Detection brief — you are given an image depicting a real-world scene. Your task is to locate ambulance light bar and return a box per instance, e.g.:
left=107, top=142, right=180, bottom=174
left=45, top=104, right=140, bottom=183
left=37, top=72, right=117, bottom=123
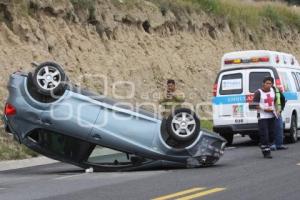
left=224, top=57, right=270, bottom=65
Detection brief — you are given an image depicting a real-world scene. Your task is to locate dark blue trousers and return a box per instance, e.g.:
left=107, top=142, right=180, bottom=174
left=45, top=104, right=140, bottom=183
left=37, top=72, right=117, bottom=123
left=274, top=116, right=284, bottom=147
left=258, top=118, right=275, bottom=151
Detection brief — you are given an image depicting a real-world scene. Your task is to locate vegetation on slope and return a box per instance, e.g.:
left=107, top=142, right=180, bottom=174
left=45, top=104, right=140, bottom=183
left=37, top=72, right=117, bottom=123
left=148, top=0, right=300, bottom=32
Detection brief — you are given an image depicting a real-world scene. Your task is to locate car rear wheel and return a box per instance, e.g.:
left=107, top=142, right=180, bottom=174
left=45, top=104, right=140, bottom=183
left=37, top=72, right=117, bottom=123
left=219, top=132, right=233, bottom=146
left=166, top=108, right=200, bottom=142
left=33, top=62, right=67, bottom=96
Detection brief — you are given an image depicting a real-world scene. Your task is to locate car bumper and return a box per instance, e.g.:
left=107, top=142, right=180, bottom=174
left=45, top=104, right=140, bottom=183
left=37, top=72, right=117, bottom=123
left=213, top=123, right=258, bottom=134
left=2, top=115, right=21, bottom=143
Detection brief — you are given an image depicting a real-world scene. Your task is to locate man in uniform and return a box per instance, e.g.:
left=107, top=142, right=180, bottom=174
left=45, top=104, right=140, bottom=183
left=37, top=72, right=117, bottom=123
left=251, top=77, right=276, bottom=158
left=159, top=79, right=185, bottom=118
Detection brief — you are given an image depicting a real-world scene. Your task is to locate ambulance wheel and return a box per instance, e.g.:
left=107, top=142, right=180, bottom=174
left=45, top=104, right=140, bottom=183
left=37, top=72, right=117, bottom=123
left=249, top=134, right=260, bottom=144
left=166, top=108, right=200, bottom=142
left=286, top=114, right=298, bottom=144
left=219, top=132, right=233, bottom=146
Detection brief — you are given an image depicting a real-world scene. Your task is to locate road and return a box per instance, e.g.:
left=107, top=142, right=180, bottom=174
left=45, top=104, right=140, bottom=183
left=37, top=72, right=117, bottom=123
left=1, top=136, right=300, bottom=200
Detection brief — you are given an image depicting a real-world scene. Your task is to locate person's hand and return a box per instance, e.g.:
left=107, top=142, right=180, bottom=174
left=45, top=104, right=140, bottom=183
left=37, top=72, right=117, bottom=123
left=276, top=111, right=281, bottom=116
left=166, top=92, right=173, bottom=99
left=264, top=108, right=273, bottom=113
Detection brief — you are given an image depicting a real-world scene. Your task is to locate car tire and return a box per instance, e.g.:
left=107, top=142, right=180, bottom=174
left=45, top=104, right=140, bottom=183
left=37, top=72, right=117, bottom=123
left=286, top=114, right=298, bottom=143
left=165, top=108, right=200, bottom=142
left=219, top=132, right=233, bottom=146
left=249, top=134, right=260, bottom=144
left=33, top=62, right=67, bottom=96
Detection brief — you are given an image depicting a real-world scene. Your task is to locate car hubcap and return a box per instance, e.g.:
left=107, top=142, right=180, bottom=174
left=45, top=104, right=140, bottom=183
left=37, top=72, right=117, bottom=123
left=171, top=112, right=196, bottom=138
left=37, top=66, right=61, bottom=91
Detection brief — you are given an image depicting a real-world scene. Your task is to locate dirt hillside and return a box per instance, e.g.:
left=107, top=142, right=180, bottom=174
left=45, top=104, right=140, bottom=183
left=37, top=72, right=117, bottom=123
left=0, top=0, right=299, bottom=116
left=0, top=0, right=300, bottom=160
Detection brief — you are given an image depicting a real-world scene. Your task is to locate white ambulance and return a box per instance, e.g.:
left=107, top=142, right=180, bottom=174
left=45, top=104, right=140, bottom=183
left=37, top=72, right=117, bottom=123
left=212, top=50, right=300, bottom=145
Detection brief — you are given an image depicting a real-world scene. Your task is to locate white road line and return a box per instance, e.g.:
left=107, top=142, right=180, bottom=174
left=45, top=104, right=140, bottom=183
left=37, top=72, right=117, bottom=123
left=0, top=188, right=6, bottom=190
left=0, top=157, right=58, bottom=172
left=296, top=163, right=300, bottom=166
left=225, top=147, right=236, bottom=150
left=54, top=174, right=85, bottom=180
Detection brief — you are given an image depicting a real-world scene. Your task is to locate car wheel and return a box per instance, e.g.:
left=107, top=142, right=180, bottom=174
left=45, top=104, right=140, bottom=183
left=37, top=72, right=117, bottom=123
left=166, top=108, right=200, bottom=142
left=219, top=132, right=233, bottom=146
left=287, top=114, right=298, bottom=143
left=33, top=62, right=67, bottom=96
left=249, top=134, right=260, bottom=144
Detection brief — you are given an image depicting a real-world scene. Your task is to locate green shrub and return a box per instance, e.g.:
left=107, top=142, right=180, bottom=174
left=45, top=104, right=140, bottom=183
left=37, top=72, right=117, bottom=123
left=261, top=5, right=284, bottom=30
left=200, top=120, right=213, bottom=131
left=71, top=0, right=95, bottom=9
left=149, top=0, right=300, bottom=32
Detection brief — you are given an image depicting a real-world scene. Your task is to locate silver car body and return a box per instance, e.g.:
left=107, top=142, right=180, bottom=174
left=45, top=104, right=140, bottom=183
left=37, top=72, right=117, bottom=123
left=3, top=72, right=226, bottom=171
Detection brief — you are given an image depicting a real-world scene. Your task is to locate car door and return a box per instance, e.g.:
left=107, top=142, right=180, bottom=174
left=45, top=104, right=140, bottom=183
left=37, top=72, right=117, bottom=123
left=40, top=92, right=101, bottom=140
left=213, top=70, right=246, bottom=126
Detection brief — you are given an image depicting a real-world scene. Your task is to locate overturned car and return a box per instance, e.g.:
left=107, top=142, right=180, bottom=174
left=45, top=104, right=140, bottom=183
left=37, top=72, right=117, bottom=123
left=3, top=62, right=226, bottom=171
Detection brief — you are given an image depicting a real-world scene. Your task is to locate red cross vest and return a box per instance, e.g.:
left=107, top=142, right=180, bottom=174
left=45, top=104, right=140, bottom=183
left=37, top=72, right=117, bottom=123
left=258, top=88, right=275, bottom=119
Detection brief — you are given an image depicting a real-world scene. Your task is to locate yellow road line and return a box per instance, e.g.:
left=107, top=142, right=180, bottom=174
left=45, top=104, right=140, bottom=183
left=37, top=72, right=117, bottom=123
left=54, top=174, right=85, bottom=180
left=175, top=188, right=226, bottom=200
left=152, top=187, right=206, bottom=200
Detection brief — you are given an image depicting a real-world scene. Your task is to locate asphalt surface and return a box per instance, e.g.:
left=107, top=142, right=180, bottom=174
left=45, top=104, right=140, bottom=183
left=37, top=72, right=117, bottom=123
left=1, top=136, right=300, bottom=200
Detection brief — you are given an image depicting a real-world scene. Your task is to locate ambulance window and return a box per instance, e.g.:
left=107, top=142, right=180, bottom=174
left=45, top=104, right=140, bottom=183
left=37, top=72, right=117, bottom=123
left=249, top=72, right=271, bottom=93
left=296, top=73, right=300, bottom=89
left=292, top=72, right=300, bottom=91
left=278, top=71, right=292, bottom=92
left=219, top=73, right=243, bottom=95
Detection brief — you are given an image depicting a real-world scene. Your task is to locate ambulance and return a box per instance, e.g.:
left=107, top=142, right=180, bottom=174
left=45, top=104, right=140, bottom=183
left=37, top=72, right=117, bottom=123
left=212, top=50, right=300, bottom=145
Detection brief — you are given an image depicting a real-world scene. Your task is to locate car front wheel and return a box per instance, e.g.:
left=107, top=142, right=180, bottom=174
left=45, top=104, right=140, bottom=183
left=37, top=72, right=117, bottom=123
left=165, top=108, right=200, bottom=142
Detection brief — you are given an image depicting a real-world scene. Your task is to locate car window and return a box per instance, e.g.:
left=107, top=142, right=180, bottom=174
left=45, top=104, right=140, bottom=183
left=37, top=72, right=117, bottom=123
left=219, top=73, right=243, bottom=95
left=88, top=146, right=131, bottom=164
left=28, top=130, right=94, bottom=162
left=249, top=72, right=271, bottom=93
left=278, top=71, right=292, bottom=92
left=292, top=72, right=300, bottom=91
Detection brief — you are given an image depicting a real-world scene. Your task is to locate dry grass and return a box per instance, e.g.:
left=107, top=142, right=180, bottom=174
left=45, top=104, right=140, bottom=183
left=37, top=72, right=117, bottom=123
left=0, top=127, right=38, bottom=161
